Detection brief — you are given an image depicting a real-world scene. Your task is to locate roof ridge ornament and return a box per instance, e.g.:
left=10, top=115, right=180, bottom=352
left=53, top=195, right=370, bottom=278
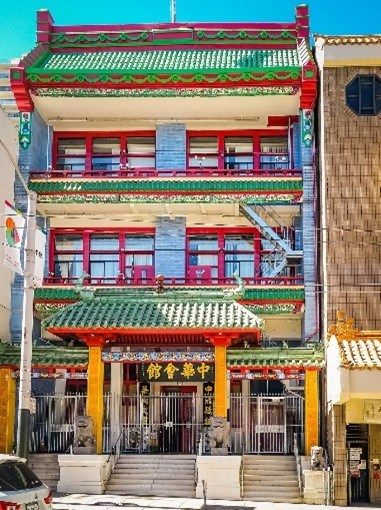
left=74, top=271, right=96, bottom=301
left=327, top=309, right=359, bottom=341
left=223, top=272, right=246, bottom=300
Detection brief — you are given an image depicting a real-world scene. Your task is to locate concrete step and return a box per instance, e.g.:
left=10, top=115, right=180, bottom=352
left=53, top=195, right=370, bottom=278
left=243, top=478, right=299, bottom=487
left=243, top=495, right=302, bottom=503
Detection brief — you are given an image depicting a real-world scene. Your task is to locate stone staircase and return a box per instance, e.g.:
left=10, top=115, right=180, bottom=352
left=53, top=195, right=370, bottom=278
left=28, top=454, right=60, bottom=492
left=242, top=455, right=302, bottom=503
left=106, top=454, right=196, bottom=497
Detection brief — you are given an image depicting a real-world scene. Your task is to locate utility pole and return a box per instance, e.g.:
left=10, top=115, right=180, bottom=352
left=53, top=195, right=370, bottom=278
left=170, top=0, right=176, bottom=23
left=16, top=190, right=37, bottom=460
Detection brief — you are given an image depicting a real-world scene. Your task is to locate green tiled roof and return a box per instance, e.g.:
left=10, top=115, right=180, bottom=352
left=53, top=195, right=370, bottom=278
left=34, top=287, right=78, bottom=300
left=31, top=48, right=300, bottom=74
left=29, top=177, right=302, bottom=195
left=0, top=344, right=88, bottom=367
left=227, top=347, right=324, bottom=368
left=45, top=297, right=263, bottom=332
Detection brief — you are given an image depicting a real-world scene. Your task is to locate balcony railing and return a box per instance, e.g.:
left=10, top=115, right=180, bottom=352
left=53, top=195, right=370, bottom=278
left=43, top=275, right=304, bottom=286
left=29, top=167, right=302, bottom=179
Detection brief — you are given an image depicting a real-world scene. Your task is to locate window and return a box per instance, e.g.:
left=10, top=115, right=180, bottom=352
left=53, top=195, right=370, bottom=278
left=224, top=234, right=255, bottom=278
left=260, top=137, right=289, bottom=171
left=188, top=235, right=219, bottom=281
left=57, top=138, right=86, bottom=173
left=346, top=74, right=381, bottom=116
left=0, top=461, right=43, bottom=491
left=54, top=234, right=83, bottom=282
left=124, top=235, right=155, bottom=283
left=188, top=137, right=218, bottom=168
left=224, top=137, right=253, bottom=170
left=89, top=235, right=119, bottom=283
left=126, top=136, right=155, bottom=168
left=54, top=133, right=156, bottom=174
left=91, top=137, right=120, bottom=173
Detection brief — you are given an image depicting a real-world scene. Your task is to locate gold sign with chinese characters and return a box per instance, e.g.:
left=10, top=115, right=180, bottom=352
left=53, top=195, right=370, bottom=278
left=364, top=400, right=381, bottom=423
left=140, top=362, right=214, bottom=382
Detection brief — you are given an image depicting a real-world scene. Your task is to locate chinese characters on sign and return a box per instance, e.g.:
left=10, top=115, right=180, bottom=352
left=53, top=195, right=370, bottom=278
left=140, top=362, right=214, bottom=382
left=364, top=400, right=381, bottom=423
left=203, top=382, right=214, bottom=426
left=140, top=382, right=150, bottom=425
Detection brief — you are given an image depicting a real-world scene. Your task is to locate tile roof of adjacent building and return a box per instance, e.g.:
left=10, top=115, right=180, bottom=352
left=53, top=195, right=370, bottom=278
left=0, top=344, right=88, bottom=367
left=339, top=338, right=381, bottom=369
left=315, top=34, right=381, bottom=45
left=44, top=296, right=263, bottom=332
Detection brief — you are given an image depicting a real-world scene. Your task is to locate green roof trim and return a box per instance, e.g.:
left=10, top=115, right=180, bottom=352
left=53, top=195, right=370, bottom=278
left=50, top=29, right=297, bottom=49
left=0, top=344, right=88, bottom=368
left=227, top=346, right=324, bottom=368
left=32, top=48, right=301, bottom=73
left=25, top=48, right=302, bottom=85
left=29, top=177, right=303, bottom=195
left=35, top=193, right=302, bottom=206
left=32, top=85, right=298, bottom=98
left=35, top=286, right=305, bottom=305
left=44, top=297, right=263, bottom=332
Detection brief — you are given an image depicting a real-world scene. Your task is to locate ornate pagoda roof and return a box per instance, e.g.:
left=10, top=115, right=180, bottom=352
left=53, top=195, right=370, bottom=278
left=0, top=344, right=88, bottom=368
left=44, top=293, right=263, bottom=336
left=10, top=5, right=317, bottom=111
left=227, top=346, right=324, bottom=368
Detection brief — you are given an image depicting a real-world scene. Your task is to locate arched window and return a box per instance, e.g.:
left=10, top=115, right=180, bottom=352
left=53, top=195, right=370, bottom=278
left=346, top=74, right=381, bottom=116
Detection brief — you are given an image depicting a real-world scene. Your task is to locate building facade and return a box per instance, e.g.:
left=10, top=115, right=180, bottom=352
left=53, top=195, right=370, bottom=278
left=2, top=6, right=323, bottom=489
left=0, top=61, right=20, bottom=124
left=316, top=36, right=381, bottom=506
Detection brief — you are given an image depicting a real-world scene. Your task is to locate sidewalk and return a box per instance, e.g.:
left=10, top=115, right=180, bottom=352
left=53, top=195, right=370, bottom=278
left=53, top=494, right=377, bottom=510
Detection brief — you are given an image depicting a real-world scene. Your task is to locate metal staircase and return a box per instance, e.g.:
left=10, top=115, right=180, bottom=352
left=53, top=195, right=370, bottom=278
left=240, top=204, right=302, bottom=277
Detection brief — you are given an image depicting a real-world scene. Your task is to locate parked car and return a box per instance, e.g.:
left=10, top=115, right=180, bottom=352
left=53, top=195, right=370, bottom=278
left=0, top=455, right=52, bottom=510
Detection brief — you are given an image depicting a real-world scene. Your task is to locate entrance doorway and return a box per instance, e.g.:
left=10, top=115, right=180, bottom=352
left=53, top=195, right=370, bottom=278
left=347, top=424, right=369, bottom=504
left=160, top=386, right=197, bottom=454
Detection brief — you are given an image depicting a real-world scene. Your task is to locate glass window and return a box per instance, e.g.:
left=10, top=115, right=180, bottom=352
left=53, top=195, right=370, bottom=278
left=54, top=234, right=83, bottom=281
left=0, top=461, right=43, bottom=491
left=91, top=137, right=120, bottom=173
left=188, top=235, right=219, bottom=280
left=90, top=235, right=119, bottom=283
left=224, top=234, right=254, bottom=278
left=260, top=136, right=289, bottom=171
left=125, top=235, right=155, bottom=283
left=57, top=138, right=86, bottom=173
left=126, top=136, right=155, bottom=168
left=224, top=137, right=253, bottom=170
left=188, top=137, right=218, bottom=168
left=346, top=74, right=381, bottom=116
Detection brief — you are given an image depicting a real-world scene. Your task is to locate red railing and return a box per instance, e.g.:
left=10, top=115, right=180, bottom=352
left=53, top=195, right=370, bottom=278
left=43, top=276, right=304, bottom=286
left=29, top=168, right=302, bottom=179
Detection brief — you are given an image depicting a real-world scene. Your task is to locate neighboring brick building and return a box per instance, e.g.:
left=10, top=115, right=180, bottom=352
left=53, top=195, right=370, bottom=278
left=316, top=36, right=381, bottom=506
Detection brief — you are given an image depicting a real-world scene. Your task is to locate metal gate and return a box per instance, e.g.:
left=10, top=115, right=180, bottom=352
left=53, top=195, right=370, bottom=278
left=29, top=394, right=87, bottom=453
left=230, top=394, right=304, bottom=454
left=103, top=392, right=211, bottom=454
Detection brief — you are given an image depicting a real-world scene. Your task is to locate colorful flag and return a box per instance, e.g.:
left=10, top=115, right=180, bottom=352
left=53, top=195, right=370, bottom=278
left=4, top=200, right=25, bottom=275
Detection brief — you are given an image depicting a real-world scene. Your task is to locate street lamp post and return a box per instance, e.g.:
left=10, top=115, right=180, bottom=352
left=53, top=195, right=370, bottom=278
left=16, top=190, right=37, bottom=460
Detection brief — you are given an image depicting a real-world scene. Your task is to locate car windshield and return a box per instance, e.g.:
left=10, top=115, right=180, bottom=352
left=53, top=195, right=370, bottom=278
left=0, top=462, right=43, bottom=491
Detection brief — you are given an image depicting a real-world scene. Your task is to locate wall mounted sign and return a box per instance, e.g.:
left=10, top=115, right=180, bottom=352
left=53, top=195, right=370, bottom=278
left=364, top=400, right=381, bottom=423
left=228, top=371, right=301, bottom=380
left=139, top=362, right=214, bottom=382
left=203, top=382, right=214, bottom=426
left=102, top=350, right=214, bottom=363
left=140, top=382, right=150, bottom=426
left=19, top=112, right=32, bottom=149
left=12, top=370, right=87, bottom=380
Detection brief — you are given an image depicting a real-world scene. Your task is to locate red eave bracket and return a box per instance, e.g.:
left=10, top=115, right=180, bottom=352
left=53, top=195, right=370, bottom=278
left=300, top=64, right=317, bottom=110
left=10, top=67, right=34, bottom=113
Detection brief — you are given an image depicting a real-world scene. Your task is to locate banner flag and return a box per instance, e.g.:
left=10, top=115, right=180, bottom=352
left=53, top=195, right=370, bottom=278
left=4, top=200, right=25, bottom=275
left=34, top=226, right=47, bottom=287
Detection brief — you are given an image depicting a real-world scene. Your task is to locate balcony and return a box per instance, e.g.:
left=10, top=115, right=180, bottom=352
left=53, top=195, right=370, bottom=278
left=42, top=275, right=303, bottom=286
left=30, top=167, right=302, bottom=179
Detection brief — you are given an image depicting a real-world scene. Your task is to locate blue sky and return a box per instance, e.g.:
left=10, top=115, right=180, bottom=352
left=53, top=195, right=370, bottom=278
left=1, top=0, right=380, bottom=60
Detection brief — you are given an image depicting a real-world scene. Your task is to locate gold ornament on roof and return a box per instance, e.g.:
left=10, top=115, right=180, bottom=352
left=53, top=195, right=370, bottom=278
left=327, top=309, right=359, bottom=341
